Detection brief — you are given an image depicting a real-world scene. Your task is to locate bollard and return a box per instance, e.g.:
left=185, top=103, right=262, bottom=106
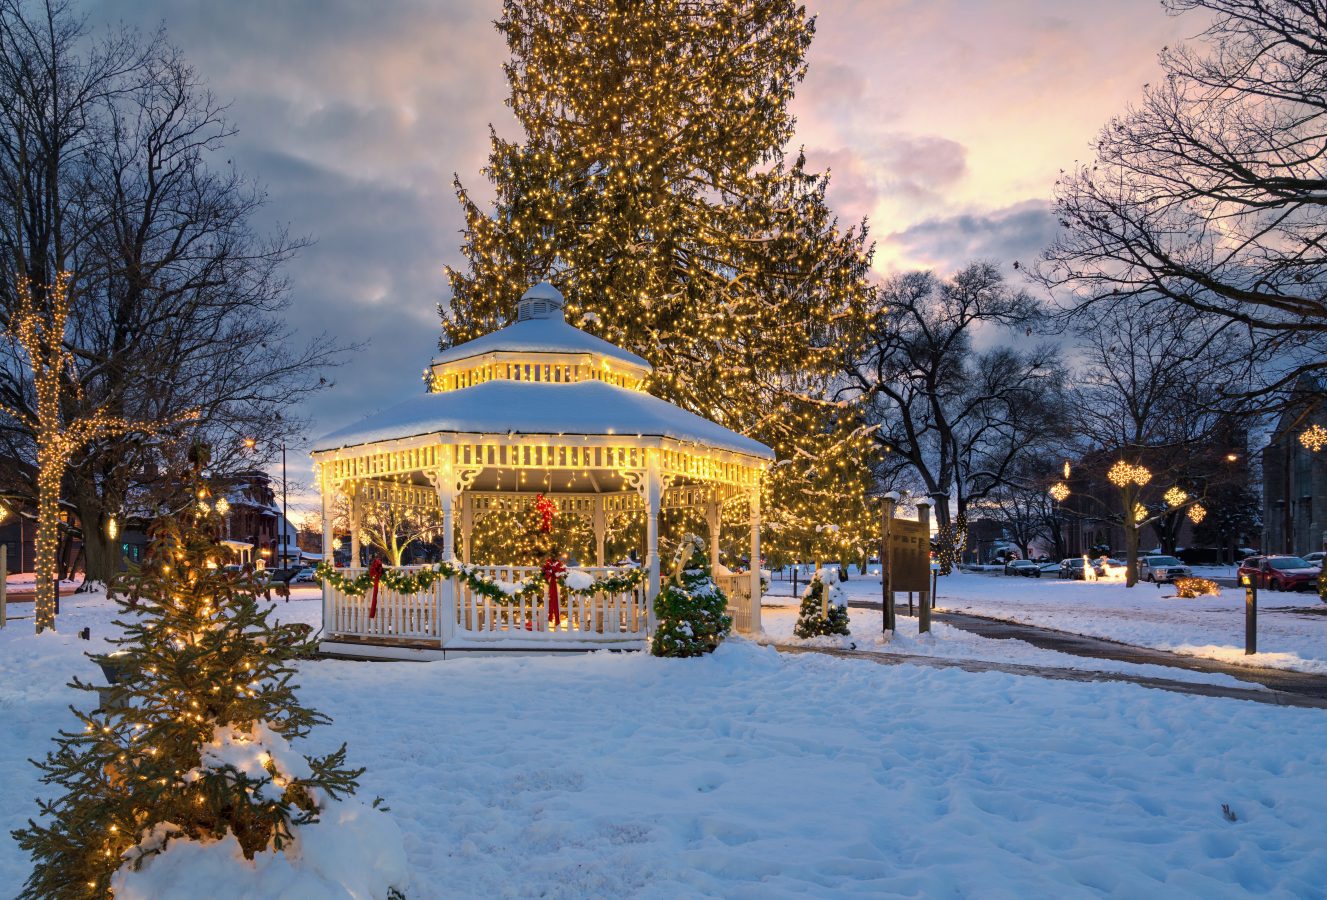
left=1243, top=574, right=1257, bottom=655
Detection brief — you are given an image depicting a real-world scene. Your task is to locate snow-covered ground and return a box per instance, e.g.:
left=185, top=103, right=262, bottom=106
left=4, top=586, right=1327, bottom=897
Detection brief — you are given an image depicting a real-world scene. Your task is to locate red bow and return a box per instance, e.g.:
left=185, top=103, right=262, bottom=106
left=541, top=557, right=567, bottom=627
left=368, top=558, right=384, bottom=619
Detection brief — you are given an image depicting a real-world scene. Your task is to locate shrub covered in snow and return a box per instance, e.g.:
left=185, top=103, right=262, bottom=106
left=651, top=535, right=733, bottom=658
left=794, top=569, right=851, bottom=638
left=10, top=479, right=407, bottom=899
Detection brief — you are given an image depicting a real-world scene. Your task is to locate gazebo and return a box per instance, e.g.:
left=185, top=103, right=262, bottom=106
left=312, top=283, right=773, bottom=659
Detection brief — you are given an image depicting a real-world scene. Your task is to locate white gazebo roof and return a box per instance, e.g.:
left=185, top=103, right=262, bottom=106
left=313, top=379, right=773, bottom=460
left=431, top=282, right=651, bottom=373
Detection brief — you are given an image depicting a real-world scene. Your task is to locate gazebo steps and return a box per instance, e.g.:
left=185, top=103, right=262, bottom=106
left=319, top=638, right=646, bottom=662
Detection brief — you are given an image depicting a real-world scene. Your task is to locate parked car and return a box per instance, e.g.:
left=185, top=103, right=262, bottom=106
left=1237, top=556, right=1320, bottom=592
left=292, top=566, right=318, bottom=584
left=1302, top=551, right=1326, bottom=570
left=1138, top=555, right=1193, bottom=583
left=1038, top=561, right=1062, bottom=576
left=1004, top=559, right=1041, bottom=578
left=1092, top=558, right=1126, bottom=578
left=1059, top=558, right=1089, bottom=580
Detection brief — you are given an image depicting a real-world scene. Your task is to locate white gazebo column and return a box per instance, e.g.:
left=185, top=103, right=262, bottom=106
left=460, top=491, right=473, bottom=564
left=320, top=470, right=334, bottom=631
left=646, top=453, right=662, bottom=617
left=593, top=495, right=607, bottom=567
left=748, top=484, right=762, bottom=635
left=349, top=488, right=361, bottom=570
left=435, top=471, right=457, bottom=562
left=706, top=492, right=722, bottom=569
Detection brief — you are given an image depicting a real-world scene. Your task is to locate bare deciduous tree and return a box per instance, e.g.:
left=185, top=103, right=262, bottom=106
left=0, top=1, right=344, bottom=586
left=1042, top=0, right=1327, bottom=395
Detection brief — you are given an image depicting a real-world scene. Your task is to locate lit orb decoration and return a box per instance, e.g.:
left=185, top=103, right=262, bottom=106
left=1187, top=504, right=1207, bottom=525
left=1301, top=424, right=1327, bottom=453
left=1108, top=461, right=1152, bottom=487
left=1049, top=482, right=1070, bottom=502
left=106, top=517, right=118, bottom=541
left=1164, top=486, right=1188, bottom=508
left=1063, top=460, right=1071, bottom=480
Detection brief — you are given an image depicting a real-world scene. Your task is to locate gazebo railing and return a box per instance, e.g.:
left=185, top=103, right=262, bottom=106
left=454, top=565, right=649, bottom=642
left=324, top=564, right=649, bottom=647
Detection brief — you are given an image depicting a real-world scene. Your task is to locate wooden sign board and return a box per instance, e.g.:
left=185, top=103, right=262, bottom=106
left=888, top=519, right=930, bottom=592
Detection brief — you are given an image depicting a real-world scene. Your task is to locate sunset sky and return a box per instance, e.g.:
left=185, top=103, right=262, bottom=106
left=84, top=0, right=1202, bottom=511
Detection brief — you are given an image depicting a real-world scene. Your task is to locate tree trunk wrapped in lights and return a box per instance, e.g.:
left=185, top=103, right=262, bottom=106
left=444, top=0, right=876, bottom=563
left=3, top=276, right=137, bottom=632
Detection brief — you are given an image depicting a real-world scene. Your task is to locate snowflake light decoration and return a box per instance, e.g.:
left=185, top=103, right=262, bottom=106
left=1163, top=486, right=1188, bottom=508
left=1049, top=482, right=1070, bottom=502
left=1301, top=424, right=1327, bottom=453
left=1108, top=461, right=1152, bottom=488
left=1187, top=504, right=1207, bottom=525
left=1132, top=502, right=1149, bottom=523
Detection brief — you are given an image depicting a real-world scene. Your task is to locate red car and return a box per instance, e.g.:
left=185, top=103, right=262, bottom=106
left=1238, top=556, right=1320, bottom=592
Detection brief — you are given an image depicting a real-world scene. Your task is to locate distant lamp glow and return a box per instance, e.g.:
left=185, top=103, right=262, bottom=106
left=1300, top=424, right=1327, bottom=453
left=243, top=437, right=257, bottom=451
left=1063, top=460, right=1071, bottom=480
left=1188, top=504, right=1207, bottom=525
left=106, top=517, right=118, bottom=541
left=1225, top=453, right=1238, bottom=463
left=1164, top=486, right=1188, bottom=508
left=0, top=500, right=8, bottom=523
left=1049, top=482, right=1070, bottom=502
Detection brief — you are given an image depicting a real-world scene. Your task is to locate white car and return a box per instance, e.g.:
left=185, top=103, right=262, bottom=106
left=1138, top=555, right=1192, bottom=583
left=1302, top=552, right=1325, bottom=570
left=292, top=566, right=318, bottom=584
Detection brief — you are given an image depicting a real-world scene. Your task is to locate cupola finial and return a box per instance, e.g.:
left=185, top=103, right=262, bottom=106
left=516, top=282, right=565, bottom=322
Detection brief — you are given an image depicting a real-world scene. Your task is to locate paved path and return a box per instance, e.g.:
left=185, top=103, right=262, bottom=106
left=772, top=643, right=1327, bottom=709
left=819, top=599, right=1327, bottom=705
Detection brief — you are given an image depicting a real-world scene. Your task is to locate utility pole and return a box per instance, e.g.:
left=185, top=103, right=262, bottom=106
left=281, top=439, right=289, bottom=569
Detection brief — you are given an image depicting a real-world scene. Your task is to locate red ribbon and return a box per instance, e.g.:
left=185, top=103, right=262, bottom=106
left=541, top=557, right=566, bottom=627
left=368, top=558, right=384, bottom=619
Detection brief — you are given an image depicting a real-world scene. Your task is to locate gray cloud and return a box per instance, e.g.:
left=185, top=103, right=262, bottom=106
left=882, top=199, right=1057, bottom=274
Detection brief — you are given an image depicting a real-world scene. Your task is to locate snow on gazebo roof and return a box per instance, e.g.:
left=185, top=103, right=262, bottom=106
left=313, top=379, right=774, bottom=460
left=431, top=282, right=650, bottom=372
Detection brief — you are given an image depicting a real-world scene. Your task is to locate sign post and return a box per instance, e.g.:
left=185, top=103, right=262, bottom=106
left=881, top=493, right=896, bottom=632
left=917, top=501, right=932, bottom=634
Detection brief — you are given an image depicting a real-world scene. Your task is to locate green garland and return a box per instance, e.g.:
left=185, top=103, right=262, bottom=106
left=315, top=561, right=647, bottom=606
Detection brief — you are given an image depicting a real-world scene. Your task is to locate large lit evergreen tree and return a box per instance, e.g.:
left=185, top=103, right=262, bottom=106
left=444, top=0, right=876, bottom=560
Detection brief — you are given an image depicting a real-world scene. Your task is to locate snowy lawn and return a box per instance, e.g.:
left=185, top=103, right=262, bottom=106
left=4, top=589, right=1327, bottom=897
left=769, top=571, right=1327, bottom=675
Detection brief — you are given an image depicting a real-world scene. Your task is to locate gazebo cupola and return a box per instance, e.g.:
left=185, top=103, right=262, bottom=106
left=427, top=282, right=651, bottom=393
left=312, top=281, right=773, bottom=659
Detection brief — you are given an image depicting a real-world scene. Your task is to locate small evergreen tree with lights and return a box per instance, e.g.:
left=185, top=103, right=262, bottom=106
left=11, top=463, right=402, bottom=898
left=651, top=535, right=732, bottom=658
left=794, top=569, right=850, bottom=638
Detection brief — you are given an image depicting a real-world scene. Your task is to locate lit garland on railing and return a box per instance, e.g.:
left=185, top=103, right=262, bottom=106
left=315, top=561, right=646, bottom=605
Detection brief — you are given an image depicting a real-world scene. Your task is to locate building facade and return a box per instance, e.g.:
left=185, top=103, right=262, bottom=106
left=1263, top=379, right=1327, bottom=556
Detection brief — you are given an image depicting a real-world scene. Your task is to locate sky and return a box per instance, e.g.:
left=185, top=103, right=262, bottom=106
left=84, top=0, right=1201, bottom=515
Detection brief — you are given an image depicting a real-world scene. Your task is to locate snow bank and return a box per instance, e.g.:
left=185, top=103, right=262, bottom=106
left=111, top=797, right=407, bottom=899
